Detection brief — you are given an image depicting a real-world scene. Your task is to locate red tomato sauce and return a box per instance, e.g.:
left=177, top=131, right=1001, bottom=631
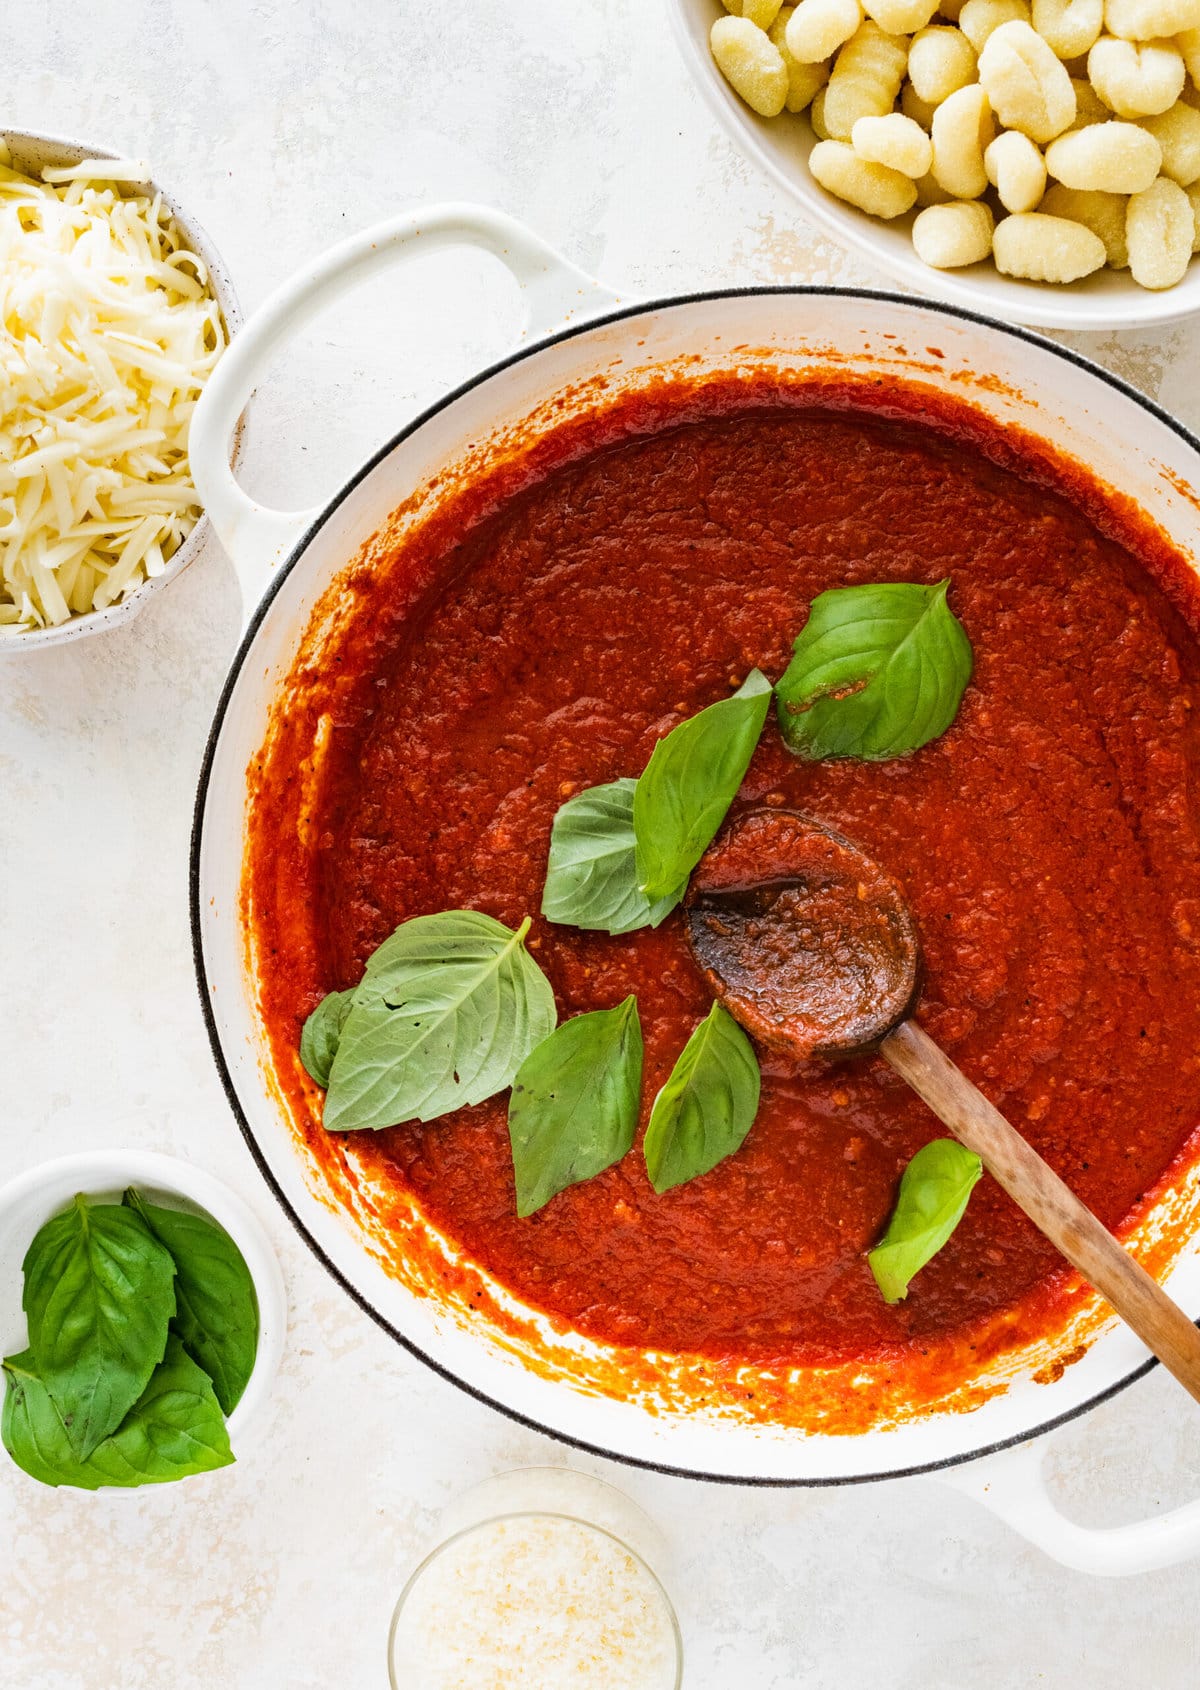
left=249, top=375, right=1200, bottom=1368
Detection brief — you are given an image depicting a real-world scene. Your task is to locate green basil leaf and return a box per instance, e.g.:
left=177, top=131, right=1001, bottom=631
left=323, top=911, right=557, bottom=1133
left=868, top=1138, right=983, bottom=1304
left=2, top=1337, right=234, bottom=1490
left=22, top=1196, right=176, bottom=1459
left=643, top=1001, right=761, bottom=1194
left=508, top=996, right=643, bottom=1217
left=542, top=779, right=680, bottom=935
left=775, top=580, right=973, bottom=761
left=123, top=1190, right=259, bottom=1416
left=633, top=670, right=772, bottom=902
left=300, top=988, right=355, bottom=1088
left=1, top=1354, right=71, bottom=1488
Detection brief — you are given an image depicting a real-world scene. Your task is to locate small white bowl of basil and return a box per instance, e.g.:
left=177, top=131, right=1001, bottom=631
left=0, top=1149, right=285, bottom=1490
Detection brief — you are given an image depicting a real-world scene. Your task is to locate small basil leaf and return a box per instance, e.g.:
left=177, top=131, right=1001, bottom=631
left=508, top=996, right=643, bottom=1217
left=22, top=1196, right=176, bottom=1460
left=634, top=670, right=772, bottom=902
left=868, top=1138, right=983, bottom=1304
left=324, top=911, right=557, bottom=1133
left=123, top=1189, right=259, bottom=1416
left=644, top=1002, right=761, bottom=1194
left=542, top=779, right=679, bottom=935
left=775, top=580, right=973, bottom=761
left=2, top=1337, right=233, bottom=1490
left=300, top=988, right=355, bottom=1088
left=1, top=1354, right=70, bottom=1488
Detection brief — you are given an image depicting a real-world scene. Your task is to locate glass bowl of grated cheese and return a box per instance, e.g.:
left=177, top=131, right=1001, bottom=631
left=388, top=1468, right=683, bottom=1690
left=0, top=130, right=239, bottom=647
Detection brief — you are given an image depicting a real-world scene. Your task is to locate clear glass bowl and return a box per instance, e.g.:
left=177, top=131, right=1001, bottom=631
left=387, top=1468, right=683, bottom=1690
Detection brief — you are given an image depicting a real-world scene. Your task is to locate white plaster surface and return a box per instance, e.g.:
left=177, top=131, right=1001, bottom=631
left=3, top=2, right=1200, bottom=1685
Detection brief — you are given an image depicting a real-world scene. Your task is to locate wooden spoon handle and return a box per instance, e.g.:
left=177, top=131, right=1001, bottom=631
left=881, top=1017, right=1200, bottom=1407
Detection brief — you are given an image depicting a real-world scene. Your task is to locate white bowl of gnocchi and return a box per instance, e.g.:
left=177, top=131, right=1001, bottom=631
left=670, top=0, right=1200, bottom=327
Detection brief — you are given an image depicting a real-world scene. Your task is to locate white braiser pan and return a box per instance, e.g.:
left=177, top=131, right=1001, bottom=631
left=189, top=204, right=1200, bottom=1574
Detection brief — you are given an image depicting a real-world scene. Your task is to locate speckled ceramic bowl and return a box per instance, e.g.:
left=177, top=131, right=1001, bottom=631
left=0, top=130, right=240, bottom=651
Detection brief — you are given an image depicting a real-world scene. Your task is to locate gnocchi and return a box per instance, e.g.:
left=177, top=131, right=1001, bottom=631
left=852, top=109, right=937, bottom=168
left=912, top=197, right=996, bottom=259
left=993, top=209, right=1108, bottom=273
left=1044, top=118, right=1162, bottom=184
left=823, top=21, right=911, bottom=135
left=809, top=136, right=922, bottom=209
left=985, top=126, right=1050, bottom=204
left=1087, top=36, right=1185, bottom=116
left=959, top=0, right=1032, bottom=52
left=1032, top=0, right=1104, bottom=57
left=1139, top=99, right=1200, bottom=181
left=1126, top=172, right=1194, bottom=281
left=931, top=81, right=996, bottom=194
left=711, top=15, right=790, bottom=113
left=1103, top=0, right=1200, bottom=39
left=908, top=25, right=979, bottom=99
left=708, top=0, right=1200, bottom=288
left=786, top=0, right=865, bottom=62
left=1040, top=180, right=1131, bottom=257
left=725, top=0, right=788, bottom=23
left=977, top=20, right=1076, bottom=140
left=770, top=9, right=834, bottom=108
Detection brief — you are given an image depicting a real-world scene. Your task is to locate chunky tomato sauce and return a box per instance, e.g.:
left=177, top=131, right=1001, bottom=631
left=249, top=375, right=1200, bottom=1370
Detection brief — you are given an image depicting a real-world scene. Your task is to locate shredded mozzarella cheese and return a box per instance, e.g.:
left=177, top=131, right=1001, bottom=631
left=390, top=1517, right=679, bottom=1690
left=0, top=155, right=226, bottom=632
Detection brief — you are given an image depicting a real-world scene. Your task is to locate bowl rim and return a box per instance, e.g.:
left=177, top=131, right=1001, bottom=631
left=0, top=128, right=242, bottom=652
left=665, top=0, right=1200, bottom=333
left=0, top=1147, right=286, bottom=1462
left=192, top=281, right=1199, bottom=1486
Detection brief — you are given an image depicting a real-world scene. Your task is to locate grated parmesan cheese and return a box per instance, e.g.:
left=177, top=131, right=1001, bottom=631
left=389, top=1516, right=680, bottom=1690
left=0, top=149, right=226, bottom=633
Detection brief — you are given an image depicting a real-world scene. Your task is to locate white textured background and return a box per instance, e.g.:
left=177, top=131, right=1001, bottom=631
left=4, top=2, right=1200, bottom=1685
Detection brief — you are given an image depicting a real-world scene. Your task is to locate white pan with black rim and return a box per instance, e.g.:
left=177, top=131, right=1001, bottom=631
left=189, top=205, right=1200, bottom=1572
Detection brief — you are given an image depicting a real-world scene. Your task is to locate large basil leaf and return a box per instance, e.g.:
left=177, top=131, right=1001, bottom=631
left=542, top=779, right=679, bottom=935
left=643, top=1002, right=761, bottom=1194
left=775, top=580, right=973, bottom=760
left=123, top=1189, right=259, bottom=1416
left=323, top=911, right=557, bottom=1133
left=633, top=670, right=772, bottom=902
left=2, top=1336, right=233, bottom=1490
left=868, top=1138, right=983, bottom=1303
left=508, top=996, right=643, bottom=1217
left=300, top=988, right=354, bottom=1088
left=22, top=1197, right=176, bottom=1460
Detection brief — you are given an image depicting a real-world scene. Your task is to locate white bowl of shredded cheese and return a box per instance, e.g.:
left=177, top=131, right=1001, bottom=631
left=0, top=130, right=238, bottom=646
left=388, top=1470, right=683, bottom=1690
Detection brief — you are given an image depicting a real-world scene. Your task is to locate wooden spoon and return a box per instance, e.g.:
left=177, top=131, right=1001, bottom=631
left=686, top=806, right=1200, bottom=1406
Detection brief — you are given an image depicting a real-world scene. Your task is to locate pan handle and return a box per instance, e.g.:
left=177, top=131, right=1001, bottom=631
left=937, top=1429, right=1200, bottom=1575
left=189, top=202, right=619, bottom=610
